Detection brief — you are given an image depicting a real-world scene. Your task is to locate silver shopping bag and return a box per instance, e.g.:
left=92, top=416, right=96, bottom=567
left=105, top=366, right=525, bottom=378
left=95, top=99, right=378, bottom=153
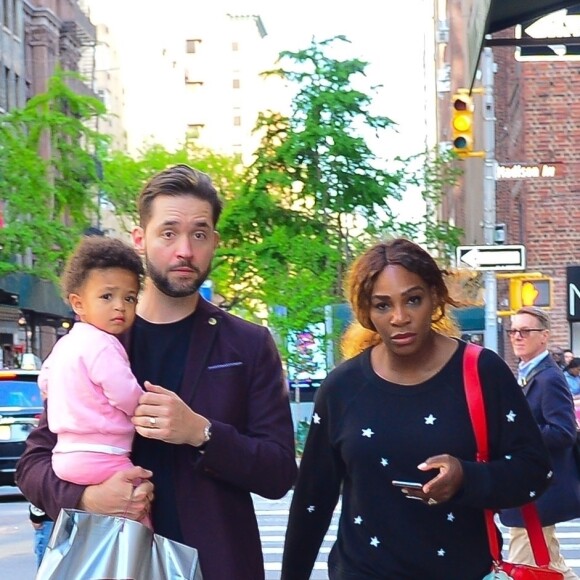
left=36, top=509, right=203, bottom=580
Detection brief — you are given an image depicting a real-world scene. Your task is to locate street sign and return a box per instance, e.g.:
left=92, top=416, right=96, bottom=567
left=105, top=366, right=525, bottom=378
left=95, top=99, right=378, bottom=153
left=516, top=7, right=580, bottom=61
left=456, top=245, right=526, bottom=271
left=567, top=266, right=580, bottom=321
left=496, top=162, right=561, bottom=179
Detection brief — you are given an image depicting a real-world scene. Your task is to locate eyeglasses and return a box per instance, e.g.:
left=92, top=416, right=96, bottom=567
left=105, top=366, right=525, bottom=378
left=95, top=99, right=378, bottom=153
left=505, top=328, right=545, bottom=338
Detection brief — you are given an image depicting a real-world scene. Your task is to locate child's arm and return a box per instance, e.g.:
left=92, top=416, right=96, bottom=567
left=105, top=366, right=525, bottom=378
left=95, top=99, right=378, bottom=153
left=89, top=340, right=143, bottom=416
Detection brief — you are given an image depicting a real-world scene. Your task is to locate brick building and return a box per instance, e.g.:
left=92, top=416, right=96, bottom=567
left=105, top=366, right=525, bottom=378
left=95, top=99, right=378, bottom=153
left=436, top=0, right=580, bottom=360
left=0, top=0, right=96, bottom=361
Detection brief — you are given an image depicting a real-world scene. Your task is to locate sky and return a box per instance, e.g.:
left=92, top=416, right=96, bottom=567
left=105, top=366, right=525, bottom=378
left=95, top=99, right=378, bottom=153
left=220, top=0, right=436, bottom=159
left=88, top=0, right=434, bottom=160
left=87, top=0, right=434, bottom=219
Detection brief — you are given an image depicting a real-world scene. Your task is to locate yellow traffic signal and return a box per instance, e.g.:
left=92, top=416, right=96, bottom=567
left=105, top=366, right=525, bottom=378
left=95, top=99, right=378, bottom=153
left=509, top=277, right=553, bottom=310
left=451, top=93, right=474, bottom=156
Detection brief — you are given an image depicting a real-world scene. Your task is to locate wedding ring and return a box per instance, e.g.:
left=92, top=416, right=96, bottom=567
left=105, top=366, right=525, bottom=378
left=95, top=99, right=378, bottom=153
left=427, top=498, right=438, bottom=506
left=149, top=416, right=156, bottom=427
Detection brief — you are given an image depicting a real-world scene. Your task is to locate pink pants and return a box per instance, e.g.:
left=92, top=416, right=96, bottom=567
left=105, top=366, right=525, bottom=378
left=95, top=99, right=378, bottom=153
left=53, top=451, right=152, bottom=530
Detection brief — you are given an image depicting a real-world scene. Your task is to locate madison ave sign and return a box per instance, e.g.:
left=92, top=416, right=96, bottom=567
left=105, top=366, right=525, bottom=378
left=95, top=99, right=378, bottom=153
left=496, top=162, right=561, bottom=180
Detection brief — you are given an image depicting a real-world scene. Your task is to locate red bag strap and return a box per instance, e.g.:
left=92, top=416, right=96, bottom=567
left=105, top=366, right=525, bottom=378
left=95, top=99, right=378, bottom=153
left=463, top=343, right=551, bottom=568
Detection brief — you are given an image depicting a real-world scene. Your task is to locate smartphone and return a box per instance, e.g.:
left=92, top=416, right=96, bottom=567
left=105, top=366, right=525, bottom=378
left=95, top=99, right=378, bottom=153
left=391, top=480, right=423, bottom=490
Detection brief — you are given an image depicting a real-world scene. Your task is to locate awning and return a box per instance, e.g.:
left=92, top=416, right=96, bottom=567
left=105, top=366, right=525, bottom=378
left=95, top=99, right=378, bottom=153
left=0, top=273, right=72, bottom=318
left=486, top=0, right=580, bottom=34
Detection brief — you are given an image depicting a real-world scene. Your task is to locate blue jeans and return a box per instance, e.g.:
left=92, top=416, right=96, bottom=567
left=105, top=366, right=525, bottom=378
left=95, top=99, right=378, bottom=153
left=34, top=521, right=54, bottom=568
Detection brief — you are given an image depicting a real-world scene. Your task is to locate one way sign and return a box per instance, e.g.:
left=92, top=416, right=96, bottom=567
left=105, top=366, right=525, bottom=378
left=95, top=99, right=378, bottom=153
left=456, top=245, right=526, bottom=271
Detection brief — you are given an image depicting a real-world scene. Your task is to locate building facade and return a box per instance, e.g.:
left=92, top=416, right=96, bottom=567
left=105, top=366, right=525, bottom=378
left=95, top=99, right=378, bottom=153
left=83, top=1, right=285, bottom=161
left=435, top=0, right=580, bottom=360
left=0, top=0, right=97, bottom=362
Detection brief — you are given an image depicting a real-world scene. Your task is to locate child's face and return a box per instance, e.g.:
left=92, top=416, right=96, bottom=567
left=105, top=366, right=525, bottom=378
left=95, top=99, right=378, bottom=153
left=70, top=268, right=139, bottom=335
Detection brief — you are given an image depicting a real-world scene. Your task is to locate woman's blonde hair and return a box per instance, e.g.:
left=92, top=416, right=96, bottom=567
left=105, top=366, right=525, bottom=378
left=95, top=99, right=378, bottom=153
left=341, top=238, right=461, bottom=359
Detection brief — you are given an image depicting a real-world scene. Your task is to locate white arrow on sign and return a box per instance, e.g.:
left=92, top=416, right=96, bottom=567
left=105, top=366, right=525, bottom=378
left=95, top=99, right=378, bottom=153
left=524, top=9, right=580, bottom=39
left=456, top=245, right=526, bottom=271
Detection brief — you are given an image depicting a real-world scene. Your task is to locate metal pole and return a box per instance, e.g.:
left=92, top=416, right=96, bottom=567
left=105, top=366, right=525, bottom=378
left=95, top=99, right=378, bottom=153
left=482, top=47, right=498, bottom=352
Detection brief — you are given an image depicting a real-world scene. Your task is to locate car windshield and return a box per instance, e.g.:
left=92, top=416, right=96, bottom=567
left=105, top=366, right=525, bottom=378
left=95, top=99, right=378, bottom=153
left=0, top=380, right=42, bottom=408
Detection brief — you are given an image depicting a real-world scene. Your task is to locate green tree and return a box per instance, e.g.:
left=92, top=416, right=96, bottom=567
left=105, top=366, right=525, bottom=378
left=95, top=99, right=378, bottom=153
left=379, top=147, right=463, bottom=265
left=100, top=140, right=244, bottom=236
left=215, top=37, right=399, bottom=360
left=213, top=37, right=462, bottom=369
left=0, top=70, right=107, bottom=279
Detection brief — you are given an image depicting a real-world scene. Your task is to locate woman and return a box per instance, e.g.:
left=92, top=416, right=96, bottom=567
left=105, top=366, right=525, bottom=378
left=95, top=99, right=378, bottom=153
left=281, top=238, right=552, bottom=580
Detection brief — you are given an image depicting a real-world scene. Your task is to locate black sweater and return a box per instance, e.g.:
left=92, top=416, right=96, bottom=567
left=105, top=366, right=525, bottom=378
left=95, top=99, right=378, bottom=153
left=281, top=340, right=551, bottom=580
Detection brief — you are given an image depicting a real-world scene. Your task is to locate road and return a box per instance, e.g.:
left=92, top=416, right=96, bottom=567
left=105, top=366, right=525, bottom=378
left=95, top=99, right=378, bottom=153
left=2, top=486, right=580, bottom=579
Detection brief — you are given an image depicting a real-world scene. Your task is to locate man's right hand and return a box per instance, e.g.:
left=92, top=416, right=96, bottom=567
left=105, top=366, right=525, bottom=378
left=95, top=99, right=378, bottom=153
left=78, top=466, right=154, bottom=522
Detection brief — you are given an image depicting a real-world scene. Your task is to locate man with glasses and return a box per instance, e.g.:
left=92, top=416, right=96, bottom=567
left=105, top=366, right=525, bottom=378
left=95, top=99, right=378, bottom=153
left=500, top=306, right=580, bottom=579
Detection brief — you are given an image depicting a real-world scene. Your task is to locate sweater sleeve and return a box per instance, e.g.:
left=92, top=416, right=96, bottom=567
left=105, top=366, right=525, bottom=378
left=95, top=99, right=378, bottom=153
left=453, top=348, right=552, bottom=510
left=281, top=376, right=344, bottom=580
left=87, top=337, right=143, bottom=416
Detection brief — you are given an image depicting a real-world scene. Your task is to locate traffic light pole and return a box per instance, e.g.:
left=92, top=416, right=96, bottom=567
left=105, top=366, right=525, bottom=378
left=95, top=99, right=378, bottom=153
left=481, top=47, right=499, bottom=353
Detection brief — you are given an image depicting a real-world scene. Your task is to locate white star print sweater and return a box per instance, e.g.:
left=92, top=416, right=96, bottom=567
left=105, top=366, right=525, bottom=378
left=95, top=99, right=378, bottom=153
left=281, top=340, right=552, bottom=580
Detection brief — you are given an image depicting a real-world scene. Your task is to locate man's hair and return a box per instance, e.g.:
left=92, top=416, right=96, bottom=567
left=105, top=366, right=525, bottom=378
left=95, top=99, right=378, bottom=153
left=566, top=357, right=580, bottom=371
left=138, top=164, right=224, bottom=228
left=62, top=236, right=145, bottom=298
left=514, top=306, right=551, bottom=330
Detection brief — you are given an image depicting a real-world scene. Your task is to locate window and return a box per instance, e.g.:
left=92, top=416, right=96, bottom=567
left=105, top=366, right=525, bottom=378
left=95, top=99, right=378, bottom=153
left=187, top=123, right=205, bottom=138
left=232, top=41, right=239, bottom=52
left=0, top=67, right=6, bottom=110
left=3, top=0, right=9, bottom=28
left=4, top=67, right=10, bottom=110
left=14, top=72, right=19, bottom=107
left=11, top=0, right=16, bottom=34
left=233, top=115, right=241, bottom=127
left=186, top=39, right=201, bottom=54
left=233, top=78, right=240, bottom=89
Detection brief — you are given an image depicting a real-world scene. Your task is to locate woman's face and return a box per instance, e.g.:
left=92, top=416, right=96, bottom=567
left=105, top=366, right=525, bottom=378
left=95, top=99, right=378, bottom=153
left=368, top=264, right=438, bottom=356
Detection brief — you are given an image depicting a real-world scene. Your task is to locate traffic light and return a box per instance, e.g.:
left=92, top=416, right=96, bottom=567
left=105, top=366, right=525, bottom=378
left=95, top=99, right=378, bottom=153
left=451, top=93, right=474, bottom=156
left=509, top=277, right=553, bottom=311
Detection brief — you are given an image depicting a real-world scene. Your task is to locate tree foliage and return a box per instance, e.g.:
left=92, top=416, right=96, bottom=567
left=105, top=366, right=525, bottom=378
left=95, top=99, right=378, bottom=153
left=212, top=36, right=462, bottom=366
left=0, top=69, right=106, bottom=279
left=100, top=141, right=244, bottom=236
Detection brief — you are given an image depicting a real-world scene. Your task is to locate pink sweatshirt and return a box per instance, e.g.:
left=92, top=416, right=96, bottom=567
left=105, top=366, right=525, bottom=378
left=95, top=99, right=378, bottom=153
left=38, top=322, right=143, bottom=455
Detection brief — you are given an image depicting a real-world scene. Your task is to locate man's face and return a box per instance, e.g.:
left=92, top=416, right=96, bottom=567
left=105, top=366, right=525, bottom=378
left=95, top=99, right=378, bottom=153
left=132, top=195, right=219, bottom=298
left=509, top=313, right=549, bottom=363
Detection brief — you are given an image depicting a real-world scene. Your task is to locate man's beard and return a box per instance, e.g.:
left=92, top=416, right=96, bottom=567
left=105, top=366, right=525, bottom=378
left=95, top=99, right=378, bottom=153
left=146, top=257, right=210, bottom=298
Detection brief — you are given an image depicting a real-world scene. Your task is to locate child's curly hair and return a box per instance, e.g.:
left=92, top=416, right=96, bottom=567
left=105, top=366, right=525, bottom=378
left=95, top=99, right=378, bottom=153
left=61, top=236, right=144, bottom=299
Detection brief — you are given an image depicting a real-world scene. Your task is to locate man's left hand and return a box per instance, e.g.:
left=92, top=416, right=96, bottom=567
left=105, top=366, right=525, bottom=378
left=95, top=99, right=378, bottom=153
left=133, top=381, right=209, bottom=447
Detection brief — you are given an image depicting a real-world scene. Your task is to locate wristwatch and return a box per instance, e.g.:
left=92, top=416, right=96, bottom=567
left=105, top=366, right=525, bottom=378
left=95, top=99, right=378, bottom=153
left=197, top=421, right=212, bottom=450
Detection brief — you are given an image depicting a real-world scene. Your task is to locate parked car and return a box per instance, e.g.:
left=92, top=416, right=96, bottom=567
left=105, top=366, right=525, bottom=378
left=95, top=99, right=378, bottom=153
left=0, top=369, right=42, bottom=487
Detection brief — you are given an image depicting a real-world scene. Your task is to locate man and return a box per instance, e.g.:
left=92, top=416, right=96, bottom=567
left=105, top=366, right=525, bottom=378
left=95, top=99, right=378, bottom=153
left=500, top=306, right=580, bottom=580
left=550, top=346, right=566, bottom=369
left=16, top=164, right=298, bottom=580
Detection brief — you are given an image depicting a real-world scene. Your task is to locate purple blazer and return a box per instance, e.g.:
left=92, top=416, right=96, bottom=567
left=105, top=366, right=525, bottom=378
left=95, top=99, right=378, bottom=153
left=16, top=298, right=298, bottom=580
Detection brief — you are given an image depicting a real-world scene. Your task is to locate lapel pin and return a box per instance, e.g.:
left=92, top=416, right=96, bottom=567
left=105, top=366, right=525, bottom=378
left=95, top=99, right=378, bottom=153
left=208, top=317, right=217, bottom=325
